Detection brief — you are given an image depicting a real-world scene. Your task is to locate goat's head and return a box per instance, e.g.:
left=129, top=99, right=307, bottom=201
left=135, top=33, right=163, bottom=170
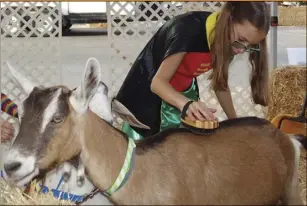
left=3, top=58, right=150, bottom=187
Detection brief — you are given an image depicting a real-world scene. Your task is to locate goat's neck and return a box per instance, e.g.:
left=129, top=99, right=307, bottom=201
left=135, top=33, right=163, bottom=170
left=80, top=110, right=128, bottom=191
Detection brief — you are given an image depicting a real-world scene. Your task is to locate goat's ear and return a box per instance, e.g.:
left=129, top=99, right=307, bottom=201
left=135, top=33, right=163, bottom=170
left=70, top=57, right=102, bottom=113
left=6, top=61, right=35, bottom=95
left=111, top=99, right=150, bottom=129
left=89, top=81, right=113, bottom=123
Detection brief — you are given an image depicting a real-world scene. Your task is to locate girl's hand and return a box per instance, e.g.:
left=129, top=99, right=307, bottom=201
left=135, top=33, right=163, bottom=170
left=0, top=119, right=14, bottom=142
left=182, top=100, right=217, bottom=121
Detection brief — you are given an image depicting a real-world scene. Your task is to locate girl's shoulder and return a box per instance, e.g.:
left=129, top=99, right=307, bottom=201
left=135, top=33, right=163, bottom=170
left=155, top=11, right=214, bottom=42
left=161, top=11, right=219, bottom=39
left=167, top=11, right=214, bottom=29
left=174, top=10, right=213, bottom=21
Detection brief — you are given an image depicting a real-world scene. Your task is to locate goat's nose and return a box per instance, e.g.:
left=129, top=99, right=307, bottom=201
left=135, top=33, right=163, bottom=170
left=4, top=161, right=22, bottom=176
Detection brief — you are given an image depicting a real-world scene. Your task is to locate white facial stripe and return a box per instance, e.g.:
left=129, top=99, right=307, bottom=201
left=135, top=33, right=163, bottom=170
left=40, top=88, right=62, bottom=134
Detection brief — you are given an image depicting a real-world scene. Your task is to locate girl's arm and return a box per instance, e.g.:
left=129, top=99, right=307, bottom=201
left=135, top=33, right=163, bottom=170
left=214, top=89, right=237, bottom=119
left=150, top=52, right=216, bottom=121
left=150, top=52, right=189, bottom=111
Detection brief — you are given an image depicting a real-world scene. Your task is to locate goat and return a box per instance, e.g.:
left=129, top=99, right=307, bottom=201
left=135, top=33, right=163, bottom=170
left=2, top=58, right=304, bottom=205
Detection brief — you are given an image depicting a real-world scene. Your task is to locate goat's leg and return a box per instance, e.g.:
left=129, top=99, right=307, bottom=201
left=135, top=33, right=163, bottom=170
left=61, top=155, right=85, bottom=187
left=280, top=138, right=304, bottom=205
left=76, top=158, right=85, bottom=187
left=281, top=169, right=304, bottom=206
left=63, top=162, right=73, bottom=182
left=281, top=174, right=304, bottom=205
left=63, top=156, right=80, bottom=182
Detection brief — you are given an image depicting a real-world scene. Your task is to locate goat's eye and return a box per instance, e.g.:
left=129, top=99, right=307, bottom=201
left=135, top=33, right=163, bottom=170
left=52, top=116, right=64, bottom=124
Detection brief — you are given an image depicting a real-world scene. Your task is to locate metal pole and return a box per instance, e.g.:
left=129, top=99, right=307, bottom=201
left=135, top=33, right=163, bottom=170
left=270, top=2, right=278, bottom=70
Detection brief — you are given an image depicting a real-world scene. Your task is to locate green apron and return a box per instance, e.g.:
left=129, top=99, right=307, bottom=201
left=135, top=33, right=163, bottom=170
left=122, top=79, right=199, bottom=140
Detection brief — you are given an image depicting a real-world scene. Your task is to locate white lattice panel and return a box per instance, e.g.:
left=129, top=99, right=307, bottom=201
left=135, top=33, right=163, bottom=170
left=1, top=2, right=60, bottom=38
left=107, top=2, right=224, bottom=41
left=107, top=40, right=148, bottom=98
left=106, top=1, right=266, bottom=124
left=196, top=53, right=267, bottom=121
left=0, top=2, right=61, bottom=121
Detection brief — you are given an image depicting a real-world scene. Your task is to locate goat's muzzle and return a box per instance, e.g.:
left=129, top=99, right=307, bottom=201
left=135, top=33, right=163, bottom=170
left=3, top=148, right=39, bottom=187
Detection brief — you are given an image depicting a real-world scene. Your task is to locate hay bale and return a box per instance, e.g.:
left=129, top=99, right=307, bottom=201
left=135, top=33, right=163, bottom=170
left=0, top=179, right=74, bottom=205
left=267, top=65, right=307, bottom=121
left=278, top=6, right=307, bottom=26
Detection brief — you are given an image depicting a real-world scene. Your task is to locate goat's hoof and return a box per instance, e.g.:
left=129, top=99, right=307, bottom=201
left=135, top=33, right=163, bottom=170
left=63, top=172, right=71, bottom=182
left=77, top=176, right=85, bottom=187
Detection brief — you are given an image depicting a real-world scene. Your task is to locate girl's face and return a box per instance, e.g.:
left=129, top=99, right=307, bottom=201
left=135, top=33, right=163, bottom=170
left=230, top=20, right=265, bottom=55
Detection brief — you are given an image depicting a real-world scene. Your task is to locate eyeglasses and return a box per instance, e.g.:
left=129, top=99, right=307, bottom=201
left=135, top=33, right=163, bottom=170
left=231, top=40, right=260, bottom=53
left=229, top=15, right=261, bottom=53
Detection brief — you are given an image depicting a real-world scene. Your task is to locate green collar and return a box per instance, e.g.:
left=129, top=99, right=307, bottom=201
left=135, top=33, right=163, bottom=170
left=104, top=137, right=136, bottom=196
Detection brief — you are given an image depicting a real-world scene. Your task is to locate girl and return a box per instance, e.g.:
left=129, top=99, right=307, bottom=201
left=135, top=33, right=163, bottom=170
left=115, top=2, right=270, bottom=140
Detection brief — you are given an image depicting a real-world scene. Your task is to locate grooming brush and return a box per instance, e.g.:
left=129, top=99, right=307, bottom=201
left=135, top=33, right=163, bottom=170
left=180, top=100, right=219, bottom=135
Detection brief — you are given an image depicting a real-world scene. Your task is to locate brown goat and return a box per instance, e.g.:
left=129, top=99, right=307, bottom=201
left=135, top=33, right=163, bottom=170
left=2, top=58, right=304, bottom=205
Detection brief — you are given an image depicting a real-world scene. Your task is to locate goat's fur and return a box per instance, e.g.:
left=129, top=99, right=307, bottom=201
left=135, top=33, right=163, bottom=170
left=3, top=58, right=304, bottom=205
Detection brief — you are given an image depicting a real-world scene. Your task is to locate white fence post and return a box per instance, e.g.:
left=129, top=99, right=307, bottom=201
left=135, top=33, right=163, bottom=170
left=270, top=2, right=278, bottom=70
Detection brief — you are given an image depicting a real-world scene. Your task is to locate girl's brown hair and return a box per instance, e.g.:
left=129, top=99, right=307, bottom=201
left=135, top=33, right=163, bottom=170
left=208, top=2, right=270, bottom=106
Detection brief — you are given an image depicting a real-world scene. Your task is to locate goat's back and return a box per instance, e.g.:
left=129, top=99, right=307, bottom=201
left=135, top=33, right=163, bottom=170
left=131, top=117, right=294, bottom=205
